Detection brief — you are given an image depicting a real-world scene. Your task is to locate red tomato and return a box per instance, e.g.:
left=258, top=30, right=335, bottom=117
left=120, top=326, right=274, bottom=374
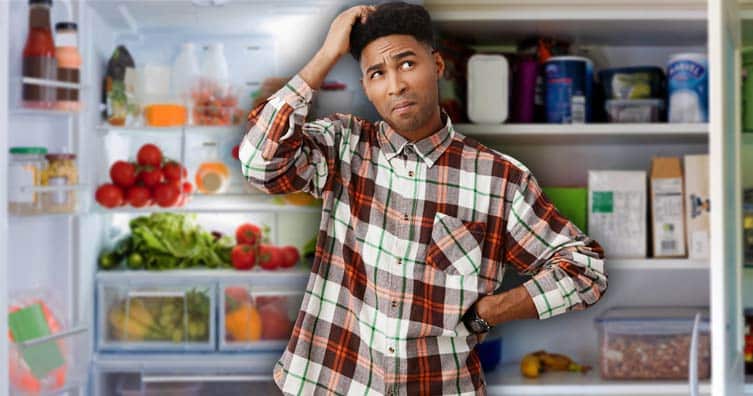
left=95, top=184, right=124, bottom=208
left=138, top=166, right=163, bottom=188
left=182, top=182, right=194, bottom=195
left=231, top=244, right=257, bottom=270
left=235, top=223, right=262, bottom=246
left=279, top=246, right=300, bottom=268
left=258, top=244, right=283, bottom=270
left=232, top=144, right=240, bottom=160
left=126, top=186, right=151, bottom=208
left=137, top=143, right=163, bottom=167
left=162, top=161, right=183, bottom=182
left=109, top=161, right=137, bottom=188
left=153, top=182, right=181, bottom=207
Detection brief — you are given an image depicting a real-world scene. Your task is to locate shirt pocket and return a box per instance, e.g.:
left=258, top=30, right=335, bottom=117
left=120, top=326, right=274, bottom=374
left=425, top=212, right=486, bottom=276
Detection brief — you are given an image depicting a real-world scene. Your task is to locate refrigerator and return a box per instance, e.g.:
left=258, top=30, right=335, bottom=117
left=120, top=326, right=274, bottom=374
left=2, top=0, right=369, bottom=394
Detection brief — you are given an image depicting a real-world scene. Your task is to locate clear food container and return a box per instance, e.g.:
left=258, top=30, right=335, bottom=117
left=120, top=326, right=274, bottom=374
left=605, top=99, right=665, bottom=123
left=42, top=153, right=78, bottom=213
left=8, top=293, right=89, bottom=395
left=219, top=283, right=303, bottom=351
left=8, top=147, right=48, bottom=215
left=595, top=307, right=710, bottom=380
left=96, top=369, right=282, bottom=396
left=97, top=280, right=216, bottom=352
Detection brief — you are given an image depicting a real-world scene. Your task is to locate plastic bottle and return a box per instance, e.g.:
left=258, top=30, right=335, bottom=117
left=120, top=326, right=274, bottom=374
left=54, top=22, right=81, bottom=111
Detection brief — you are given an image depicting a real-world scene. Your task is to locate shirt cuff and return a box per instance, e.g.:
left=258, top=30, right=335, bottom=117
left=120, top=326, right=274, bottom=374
left=522, top=275, right=566, bottom=320
left=279, top=74, right=314, bottom=109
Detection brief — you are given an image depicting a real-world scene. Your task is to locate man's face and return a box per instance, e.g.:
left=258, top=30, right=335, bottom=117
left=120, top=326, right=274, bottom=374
left=359, top=34, right=444, bottom=135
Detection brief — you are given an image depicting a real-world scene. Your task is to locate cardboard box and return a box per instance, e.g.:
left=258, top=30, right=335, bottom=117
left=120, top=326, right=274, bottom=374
left=650, top=157, right=686, bottom=257
left=542, top=187, right=588, bottom=233
left=588, top=171, right=647, bottom=258
left=684, top=155, right=710, bottom=259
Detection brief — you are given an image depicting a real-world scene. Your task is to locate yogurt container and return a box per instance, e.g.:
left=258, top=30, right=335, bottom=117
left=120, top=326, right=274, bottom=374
left=667, top=53, right=708, bottom=123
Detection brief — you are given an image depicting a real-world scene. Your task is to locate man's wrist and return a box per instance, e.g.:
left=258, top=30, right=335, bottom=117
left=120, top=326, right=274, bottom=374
left=476, top=293, right=499, bottom=327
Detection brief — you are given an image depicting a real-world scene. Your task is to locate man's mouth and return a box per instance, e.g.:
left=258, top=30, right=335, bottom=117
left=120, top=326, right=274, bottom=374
left=392, top=101, right=415, bottom=114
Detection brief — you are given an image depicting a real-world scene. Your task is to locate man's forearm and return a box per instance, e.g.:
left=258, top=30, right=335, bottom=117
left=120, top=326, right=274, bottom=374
left=299, top=49, right=340, bottom=91
left=476, top=285, right=538, bottom=326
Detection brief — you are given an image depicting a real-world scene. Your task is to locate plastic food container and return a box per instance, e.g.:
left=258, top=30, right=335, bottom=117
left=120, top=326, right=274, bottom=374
left=42, top=153, right=78, bottom=213
left=467, top=54, right=509, bottom=124
left=598, top=66, right=666, bottom=100
left=605, top=99, right=665, bottom=123
left=595, top=307, right=710, bottom=380
left=219, top=283, right=303, bottom=351
left=97, top=280, right=216, bottom=352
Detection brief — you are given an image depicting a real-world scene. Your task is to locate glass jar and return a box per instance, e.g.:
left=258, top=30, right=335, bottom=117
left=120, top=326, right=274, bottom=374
left=8, top=147, right=48, bottom=215
left=42, top=153, right=78, bottom=213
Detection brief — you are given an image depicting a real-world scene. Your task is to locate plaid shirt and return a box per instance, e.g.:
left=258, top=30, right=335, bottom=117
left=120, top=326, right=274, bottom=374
left=240, top=75, right=608, bottom=396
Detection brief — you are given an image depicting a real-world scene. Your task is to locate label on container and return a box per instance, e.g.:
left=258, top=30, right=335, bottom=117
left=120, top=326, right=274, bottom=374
left=668, top=58, right=709, bottom=123
left=571, top=96, right=586, bottom=123
left=9, top=164, right=35, bottom=203
left=652, top=178, right=686, bottom=256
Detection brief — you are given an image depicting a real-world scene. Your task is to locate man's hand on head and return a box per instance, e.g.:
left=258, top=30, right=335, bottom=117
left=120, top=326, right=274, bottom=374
left=321, top=5, right=376, bottom=60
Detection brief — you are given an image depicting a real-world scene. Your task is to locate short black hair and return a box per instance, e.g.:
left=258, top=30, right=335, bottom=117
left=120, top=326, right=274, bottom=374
left=349, top=2, right=435, bottom=62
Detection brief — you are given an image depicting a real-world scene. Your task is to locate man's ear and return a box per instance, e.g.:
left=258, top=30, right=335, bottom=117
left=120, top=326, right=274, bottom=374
left=433, top=50, right=446, bottom=80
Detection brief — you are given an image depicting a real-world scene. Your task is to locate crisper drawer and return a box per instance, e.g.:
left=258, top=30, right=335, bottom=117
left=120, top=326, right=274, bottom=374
left=93, top=355, right=283, bottom=396
left=97, top=280, right=216, bottom=352
left=219, top=281, right=304, bottom=351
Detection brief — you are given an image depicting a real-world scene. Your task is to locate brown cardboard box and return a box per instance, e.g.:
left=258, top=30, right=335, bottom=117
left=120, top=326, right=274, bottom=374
left=650, top=157, right=686, bottom=257
left=684, top=155, right=710, bottom=260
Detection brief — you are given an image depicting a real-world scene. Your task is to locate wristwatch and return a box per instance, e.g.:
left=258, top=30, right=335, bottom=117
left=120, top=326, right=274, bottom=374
left=462, top=302, right=493, bottom=334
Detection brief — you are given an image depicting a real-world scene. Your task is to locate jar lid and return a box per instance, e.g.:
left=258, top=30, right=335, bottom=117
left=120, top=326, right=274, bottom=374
left=46, top=153, right=76, bottom=161
left=55, top=22, right=78, bottom=31
left=10, top=147, right=48, bottom=155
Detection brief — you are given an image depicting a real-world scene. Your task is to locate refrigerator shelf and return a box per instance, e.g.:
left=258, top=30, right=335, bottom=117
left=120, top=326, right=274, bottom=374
left=93, top=193, right=321, bottom=214
left=97, top=124, right=244, bottom=135
left=96, top=268, right=310, bottom=285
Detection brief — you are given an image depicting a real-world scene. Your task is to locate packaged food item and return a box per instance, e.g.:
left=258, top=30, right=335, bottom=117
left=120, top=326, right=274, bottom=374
left=42, top=153, right=78, bottom=213
left=544, top=57, right=588, bottom=124
left=684, top=155, right=710, bottom=260
left=605, top=99, right=665, bottom=123
left=510, top=56, right=539, bottom=123
left=103, top=46, right=135, bottom=125
left=596, top=307, right=710, bottom=380
left=598, top=66, right=666, bottom=100
left=650, top=157, right=686, bottom=257
left=22, top=0, right=57, bottom=109
left=588, top=171, right=647, bottom=258
left=143, top=104, right=187, bottom=127
left=195, top=142, right=230, bottom=194
left=467, top=54, right=509, bottom=124
left=9, top=147, right=48, bottom=215
left=668, top=53, right=709, bottom=123
left=54, top=22, right=81, bottom=112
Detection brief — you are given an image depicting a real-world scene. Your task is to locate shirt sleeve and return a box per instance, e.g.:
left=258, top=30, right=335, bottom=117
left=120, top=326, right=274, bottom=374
left=504, top=170, right=608, bottom=320
left=239, top=74, right=348, bottom=198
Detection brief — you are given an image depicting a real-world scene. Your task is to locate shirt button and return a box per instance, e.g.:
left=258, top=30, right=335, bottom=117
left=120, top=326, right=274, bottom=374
left=388, top=346, right=395, bottom=353
left=403, top=213, right=409, bottom=221
left=391, top=300, right=398, bottom=308
left=396, top=258, right=402, bottom=265
left=408, top=170, right=414, bottom=177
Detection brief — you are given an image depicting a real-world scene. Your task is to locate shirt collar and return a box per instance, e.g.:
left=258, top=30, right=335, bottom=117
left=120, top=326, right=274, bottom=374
left=378, top=111, right=455, bottom=168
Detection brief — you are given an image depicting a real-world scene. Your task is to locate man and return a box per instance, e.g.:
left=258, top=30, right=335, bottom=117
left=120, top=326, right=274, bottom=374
left=240, top=2, right=608, bottom=395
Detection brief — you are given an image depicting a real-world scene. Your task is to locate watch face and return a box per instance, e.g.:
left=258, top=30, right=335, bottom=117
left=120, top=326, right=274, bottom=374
left=471, top=319, right=486, bottom=333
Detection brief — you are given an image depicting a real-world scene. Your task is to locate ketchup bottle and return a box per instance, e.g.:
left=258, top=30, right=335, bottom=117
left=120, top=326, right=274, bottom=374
left=22, top=0, right=57, bottom=109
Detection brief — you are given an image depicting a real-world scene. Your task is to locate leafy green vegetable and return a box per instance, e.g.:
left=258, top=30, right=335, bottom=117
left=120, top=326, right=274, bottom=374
left=127, top=213, right=234, bottom=271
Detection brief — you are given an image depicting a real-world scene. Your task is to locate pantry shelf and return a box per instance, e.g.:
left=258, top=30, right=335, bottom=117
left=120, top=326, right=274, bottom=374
left=485, top=363, right=710, bottom=395
left=453, top=123, right=709, bottom=145
left=607, top=258, right=709, bottom=270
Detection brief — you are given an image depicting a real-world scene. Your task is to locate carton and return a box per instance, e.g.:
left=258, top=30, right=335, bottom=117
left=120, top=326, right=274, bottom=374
left=588, top=171, right=647, bottom=258
left=650, top=157, right=686, bottom=257
left=684, top=155, right=710, bottom=259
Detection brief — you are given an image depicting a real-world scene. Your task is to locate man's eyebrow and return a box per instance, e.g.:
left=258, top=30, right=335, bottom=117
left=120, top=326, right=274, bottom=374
left=364, top=51, right=418, bottom=75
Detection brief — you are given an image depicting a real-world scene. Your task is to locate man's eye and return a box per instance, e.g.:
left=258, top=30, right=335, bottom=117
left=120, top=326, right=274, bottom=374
left=370, top=71, right=382, bottom=79
left=401, top=61, right=414, bottom=70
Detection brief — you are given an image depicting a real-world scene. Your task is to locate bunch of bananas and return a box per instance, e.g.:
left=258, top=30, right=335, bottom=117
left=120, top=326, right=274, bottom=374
left=520, top=350, right=591, bottom=379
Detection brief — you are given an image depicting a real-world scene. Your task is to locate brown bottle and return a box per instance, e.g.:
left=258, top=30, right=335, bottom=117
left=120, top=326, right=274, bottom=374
left=22, top=0, right=57, bottom=109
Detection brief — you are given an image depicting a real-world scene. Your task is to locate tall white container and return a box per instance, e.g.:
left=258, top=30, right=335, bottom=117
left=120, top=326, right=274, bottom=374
left=467, top=54, right=509, bottom=124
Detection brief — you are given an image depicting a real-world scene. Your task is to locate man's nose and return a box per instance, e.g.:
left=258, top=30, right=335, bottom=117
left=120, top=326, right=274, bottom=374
left=387, top=72, right=407, bottom=97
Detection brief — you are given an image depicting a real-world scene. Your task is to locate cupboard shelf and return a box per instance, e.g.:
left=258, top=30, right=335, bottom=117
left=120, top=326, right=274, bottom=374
left=607, top=258, right=709, bottom=270
left=452, top=123, right=709, bottom=145
left=485, top=363, right=711, bottom=395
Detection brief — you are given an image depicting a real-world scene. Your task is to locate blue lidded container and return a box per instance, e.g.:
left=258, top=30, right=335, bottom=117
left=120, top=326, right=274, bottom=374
left=597, top=66, right=666, bottom=100
left=544, top=57, right=589, bottom=124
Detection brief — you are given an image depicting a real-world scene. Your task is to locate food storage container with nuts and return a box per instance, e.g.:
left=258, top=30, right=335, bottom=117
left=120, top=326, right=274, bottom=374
left=42, top=153, right=79, bottom=213
left=595, top=307, right=710, bottom=380
left=8, top=147, right=48, bottom=215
